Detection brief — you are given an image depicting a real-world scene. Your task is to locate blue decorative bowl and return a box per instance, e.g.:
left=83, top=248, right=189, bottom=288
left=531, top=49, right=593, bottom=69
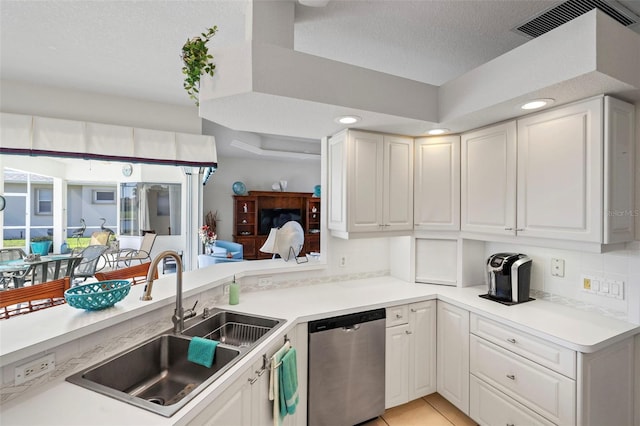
left=232, top=181, right=247, bottom=195
left=65, top=280, right=131, bottom=311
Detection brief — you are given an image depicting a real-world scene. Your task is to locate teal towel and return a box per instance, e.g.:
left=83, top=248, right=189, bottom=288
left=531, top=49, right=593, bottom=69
left=188, top=337, right=218, bottom=368
left=278, top=347, right=299, bottom=417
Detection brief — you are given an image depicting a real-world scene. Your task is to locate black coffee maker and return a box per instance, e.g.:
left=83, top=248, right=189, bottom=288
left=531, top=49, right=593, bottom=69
left=486, top=253, right=532, bottom=304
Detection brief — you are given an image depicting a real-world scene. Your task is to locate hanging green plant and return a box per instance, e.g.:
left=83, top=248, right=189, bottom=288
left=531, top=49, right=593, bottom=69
left=181, top=25, right=218, bottom=106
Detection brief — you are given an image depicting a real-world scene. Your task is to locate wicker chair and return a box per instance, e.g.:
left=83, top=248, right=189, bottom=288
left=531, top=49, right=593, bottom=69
left=94, top=262, right=158, bottom=286
left=0, top=277, right=71, bottom=319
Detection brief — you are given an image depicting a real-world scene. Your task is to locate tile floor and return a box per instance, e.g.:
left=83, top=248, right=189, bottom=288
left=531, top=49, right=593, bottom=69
left=363, top=393, right=477, bottom=426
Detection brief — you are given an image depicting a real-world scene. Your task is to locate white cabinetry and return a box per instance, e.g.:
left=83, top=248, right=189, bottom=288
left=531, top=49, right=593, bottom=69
left=436, top=301, right=469, bottom=414
left=385, top=301, right=436, bottom=408
left=469, top=313, right=635, bottom=426
left=461, top=96, right=635, bottom=244
left=190, top=324, right=307, bottom=426
left=414, top=135, right=460, bottom=231
left=461, top=121, right=517, bottom=235
left=328, top=130, right=413, bottom=237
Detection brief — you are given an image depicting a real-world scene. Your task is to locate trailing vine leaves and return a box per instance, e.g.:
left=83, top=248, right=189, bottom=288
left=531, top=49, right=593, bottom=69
left=181, top=26, right=218, bottom=106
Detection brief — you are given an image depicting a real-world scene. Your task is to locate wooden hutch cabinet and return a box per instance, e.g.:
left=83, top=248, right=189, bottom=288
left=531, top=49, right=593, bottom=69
left=233, top=191, right=321, bottom=260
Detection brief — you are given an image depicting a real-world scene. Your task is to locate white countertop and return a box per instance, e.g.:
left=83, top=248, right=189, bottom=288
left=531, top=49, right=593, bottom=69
left=1, top=274, right=638, bottom=425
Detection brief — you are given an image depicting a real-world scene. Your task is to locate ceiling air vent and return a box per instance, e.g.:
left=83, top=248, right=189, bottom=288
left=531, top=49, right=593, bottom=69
left=513, top=0, right=639, bottom=38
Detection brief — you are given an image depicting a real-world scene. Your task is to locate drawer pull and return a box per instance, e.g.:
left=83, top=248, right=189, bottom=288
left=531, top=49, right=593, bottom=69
left=506, top=338, right=517, bottom=344
left=506, top=374, right=516, bottom=380
left=410, top=308, right=417, bottom=313
left=405, top=330, right=412, bottom=335
left=396, top=313, right=402, bottom=319
left=507, top=424, right=515, bottom=426
left=504, top=227, right=514, bottom=231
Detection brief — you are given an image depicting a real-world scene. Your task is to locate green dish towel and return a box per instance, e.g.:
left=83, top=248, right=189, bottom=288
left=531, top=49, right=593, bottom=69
left=188, top=337, right=219, bottom=368
left=279, top=347, right=299, bottom=417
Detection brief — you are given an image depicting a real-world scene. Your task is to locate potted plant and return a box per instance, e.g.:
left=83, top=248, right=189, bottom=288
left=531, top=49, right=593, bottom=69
left=181, top=26, right=218, bottom=106
left=30, top=236, right=52, bottom=256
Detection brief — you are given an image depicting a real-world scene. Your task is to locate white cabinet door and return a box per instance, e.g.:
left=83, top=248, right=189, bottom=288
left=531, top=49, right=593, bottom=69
left=516, top=97, right=603, bottom=241
left=385, top=323, right=410, bottom=408
left=328, top=131, right=348, bottom=232
left=383, top=135, right=414, bottom=231
left=189, top=368, right=253, bottom=426
left=437, top=301, right=470, bottom=415
left=414, top=136, right=460, bottom=230
left=461, top=121, right=517, bottom=235
left=348, top=130, right=384, bottom=232
left=408, top=301, right=436, bottom=399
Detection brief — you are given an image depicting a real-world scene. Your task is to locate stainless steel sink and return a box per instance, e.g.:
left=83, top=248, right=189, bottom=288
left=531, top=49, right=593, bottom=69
left=182, top=309, right=283, bottom=347
left=66, top=310, right=284, bottom=417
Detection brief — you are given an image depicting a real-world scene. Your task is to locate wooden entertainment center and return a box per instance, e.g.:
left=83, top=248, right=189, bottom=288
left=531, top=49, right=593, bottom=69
left=233, top=191, right=320, bottom=260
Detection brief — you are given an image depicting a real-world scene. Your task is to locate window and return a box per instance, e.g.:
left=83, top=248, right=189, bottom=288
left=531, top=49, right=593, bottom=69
left=36, top=188, right=52, bottom=215
left=93, top=190, right=116, bottom=204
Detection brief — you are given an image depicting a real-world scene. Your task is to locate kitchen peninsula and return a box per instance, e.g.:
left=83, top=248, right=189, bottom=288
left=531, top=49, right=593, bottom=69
left=0, top=260, right=638, bottom=426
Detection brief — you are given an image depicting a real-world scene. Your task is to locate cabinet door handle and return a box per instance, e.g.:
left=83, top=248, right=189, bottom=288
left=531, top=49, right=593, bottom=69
left=504, top=227, right=514, bottom=231
left=507, top=424, right=515, bottom=426
left=506, top=374, right=516, bottom=380
left=507, top=338, right=517, bottom=344
left=405, top=330, right=412, bottom=335
left=396, top=313, right=402, bottom=319
left=515, top=228, right=524, bottom=232
left=410, top=308, right=417, bottom=313
left=249, top=376, right=259, bottom=385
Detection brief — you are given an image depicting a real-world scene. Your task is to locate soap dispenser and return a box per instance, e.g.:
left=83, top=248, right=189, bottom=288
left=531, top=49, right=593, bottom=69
left=229, top=275, right=239, bottom=305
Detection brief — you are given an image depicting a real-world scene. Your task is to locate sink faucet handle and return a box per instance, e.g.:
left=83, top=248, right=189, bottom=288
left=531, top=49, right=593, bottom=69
left=184, top=300, right=198, bottom=320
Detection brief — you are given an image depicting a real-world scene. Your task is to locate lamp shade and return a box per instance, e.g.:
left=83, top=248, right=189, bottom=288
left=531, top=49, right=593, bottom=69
left=259, top=228, right=279, bottom=254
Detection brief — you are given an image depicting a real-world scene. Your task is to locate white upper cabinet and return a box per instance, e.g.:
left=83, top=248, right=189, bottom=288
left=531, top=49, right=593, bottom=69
left=461, top=96, right=635, bottom=244
left=461, top=121, right=517, bottom=235
left=328, top=130, right=413, bottom=237
left=414, top=136, right=461, bottom=231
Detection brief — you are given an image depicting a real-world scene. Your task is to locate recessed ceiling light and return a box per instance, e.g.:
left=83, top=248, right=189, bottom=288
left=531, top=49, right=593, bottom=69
left=335, top=115, right=361, bottom=125
left=521, top=98, right=554, bottom=110
left=427, top=128, right=449, bottom=135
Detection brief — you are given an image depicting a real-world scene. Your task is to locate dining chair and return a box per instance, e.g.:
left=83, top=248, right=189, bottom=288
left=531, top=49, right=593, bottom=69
left=47, top=256, right=83, bottom=282
left=0, top=248, right=27, bottom=262
left=73, top=245, right=110, bottom=283
left=95, top=262, right=158, bottom=286
left=0, top=276, right=71, bottom=319
left=115, top=232, right=157, bottom=267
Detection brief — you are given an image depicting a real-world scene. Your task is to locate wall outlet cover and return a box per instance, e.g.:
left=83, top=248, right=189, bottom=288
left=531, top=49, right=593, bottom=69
left=15, top=353, right=55, bottom=385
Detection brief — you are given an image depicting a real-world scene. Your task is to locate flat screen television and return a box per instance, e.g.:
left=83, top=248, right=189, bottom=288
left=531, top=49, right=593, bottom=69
left=259, top=208, right=302, bottom=235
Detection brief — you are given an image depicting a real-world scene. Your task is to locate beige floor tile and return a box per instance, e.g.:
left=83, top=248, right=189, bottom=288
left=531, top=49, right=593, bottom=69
left=382, top=399, right=454, bottom=426
left=423, top=393, right=477, bottom=426
left=361, top=416, right=389, bottom=426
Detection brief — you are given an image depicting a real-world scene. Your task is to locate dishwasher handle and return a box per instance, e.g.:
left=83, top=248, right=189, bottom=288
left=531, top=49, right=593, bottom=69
left=342, top=324, right=361, bottom=332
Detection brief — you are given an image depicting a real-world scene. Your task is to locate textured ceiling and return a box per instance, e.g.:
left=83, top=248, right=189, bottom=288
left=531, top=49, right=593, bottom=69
left=2, top=0, right=640, bottom=156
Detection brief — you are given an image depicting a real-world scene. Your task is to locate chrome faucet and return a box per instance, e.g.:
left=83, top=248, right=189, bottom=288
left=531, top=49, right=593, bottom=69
left=141, top=250, right=197, bottom=334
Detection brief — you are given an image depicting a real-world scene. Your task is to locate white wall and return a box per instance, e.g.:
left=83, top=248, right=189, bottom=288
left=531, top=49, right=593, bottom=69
left=485, top=241, right=640, bottom=324
left=0, top=80, right=201, bottom=134
left=202, top=156, right=321, bottom=241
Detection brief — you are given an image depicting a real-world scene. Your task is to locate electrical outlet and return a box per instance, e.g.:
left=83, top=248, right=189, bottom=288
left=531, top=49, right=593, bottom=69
left=339, top=256, right=347, bottom=268
left=258, top=277, right=272, bottom=287
left=15, top=353, right=55, bottom=385
left=551, top=258, right=565, bottom=277
left=582, top=276, right=592, bottom=291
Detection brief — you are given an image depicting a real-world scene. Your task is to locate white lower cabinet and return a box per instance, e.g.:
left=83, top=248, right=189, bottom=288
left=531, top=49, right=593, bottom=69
left=470, top=375, right=555, bottom=426
left=469, top=313, right=636, bottom=426
left=385, top=301, right=436, bottom=408
left=436, top=301, right=470, bottom=414
left=189, top=323, right=308, bottom=426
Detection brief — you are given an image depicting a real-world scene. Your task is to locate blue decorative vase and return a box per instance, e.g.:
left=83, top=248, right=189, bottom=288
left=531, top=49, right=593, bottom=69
left=60, top=241, right=70, bottom=254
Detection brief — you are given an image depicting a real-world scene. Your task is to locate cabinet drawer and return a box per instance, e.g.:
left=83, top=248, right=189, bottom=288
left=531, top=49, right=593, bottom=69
left=470, top=375, right=555, bottom=426
left=470, top=313, right=576, bottom=379
left=386, top=305, right=409, bottom=327
left=470, top=335, right=575, bottom=425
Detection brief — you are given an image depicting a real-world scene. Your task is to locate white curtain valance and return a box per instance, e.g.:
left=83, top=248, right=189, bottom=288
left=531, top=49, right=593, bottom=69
left=1, top=113, right=217, bottom=172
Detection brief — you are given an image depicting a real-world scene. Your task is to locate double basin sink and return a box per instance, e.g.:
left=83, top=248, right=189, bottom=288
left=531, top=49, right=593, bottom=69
left=66, top=309, right=284, bottom=417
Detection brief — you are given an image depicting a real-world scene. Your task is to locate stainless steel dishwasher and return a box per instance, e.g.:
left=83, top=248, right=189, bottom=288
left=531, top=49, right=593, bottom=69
left=308, top=308, right=386, bottom=426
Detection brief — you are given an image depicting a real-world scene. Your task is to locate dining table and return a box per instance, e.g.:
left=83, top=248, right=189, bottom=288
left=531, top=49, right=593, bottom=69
left=0, top=254, right=82, bottom=289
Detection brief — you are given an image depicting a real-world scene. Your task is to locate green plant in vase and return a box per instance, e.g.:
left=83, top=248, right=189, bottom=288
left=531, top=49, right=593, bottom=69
left=181, top=26, right=218, bottom=106
left=30, top=236, right=52, bottom=255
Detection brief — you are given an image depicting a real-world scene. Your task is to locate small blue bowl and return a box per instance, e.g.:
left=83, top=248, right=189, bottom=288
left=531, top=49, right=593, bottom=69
left=65, top=280, right=131, bottom=311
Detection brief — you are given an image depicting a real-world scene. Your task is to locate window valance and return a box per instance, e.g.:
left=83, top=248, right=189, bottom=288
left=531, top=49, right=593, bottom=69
left=0, top=113, right=217, bottom=181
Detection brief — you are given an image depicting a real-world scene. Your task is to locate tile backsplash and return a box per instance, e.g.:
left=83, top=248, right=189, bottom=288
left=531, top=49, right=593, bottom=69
left=485, top=241, right=640, bottom=324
